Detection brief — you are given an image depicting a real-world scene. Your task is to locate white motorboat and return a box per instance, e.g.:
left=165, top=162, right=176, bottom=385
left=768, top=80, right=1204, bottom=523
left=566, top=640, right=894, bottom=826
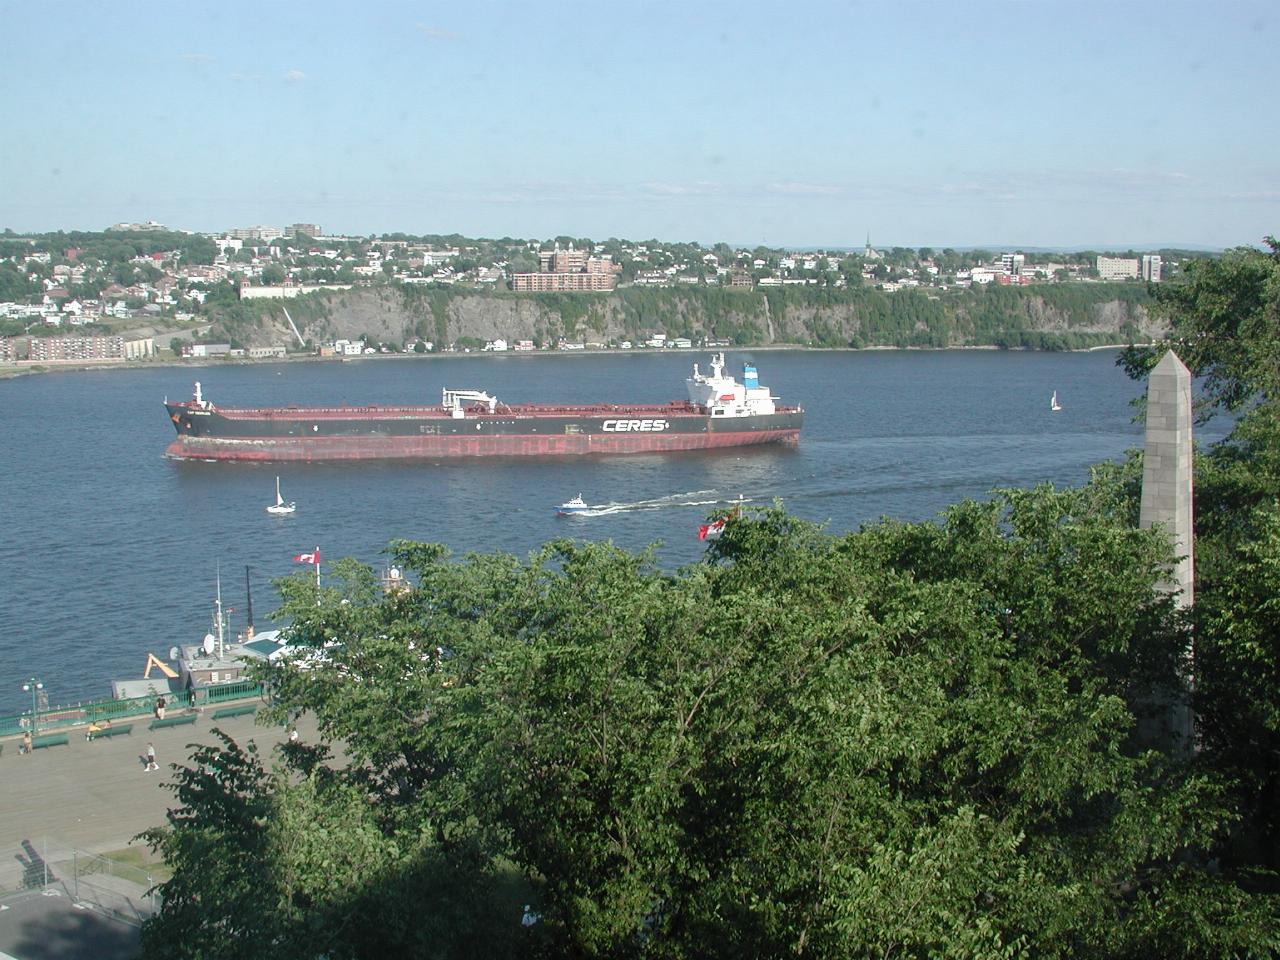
left=266, top=476, right=296, bottom=515
left=556, top=495, right=590, bottom=516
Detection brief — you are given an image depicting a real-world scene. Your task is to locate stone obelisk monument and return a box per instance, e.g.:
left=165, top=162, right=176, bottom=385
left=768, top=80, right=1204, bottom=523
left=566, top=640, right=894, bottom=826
left=1139, top=351, right=1194, bottom=607
left=1138, top=350, right=1195, bottom=746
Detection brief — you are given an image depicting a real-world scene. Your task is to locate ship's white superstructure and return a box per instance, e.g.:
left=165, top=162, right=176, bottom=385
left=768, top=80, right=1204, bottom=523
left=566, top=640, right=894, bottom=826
left=685, top=353, right=779, bottom=418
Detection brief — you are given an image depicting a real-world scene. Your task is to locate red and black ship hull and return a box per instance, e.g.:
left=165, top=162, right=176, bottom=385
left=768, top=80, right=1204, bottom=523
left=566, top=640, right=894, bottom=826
left=164, top=400, right=804, bottom=462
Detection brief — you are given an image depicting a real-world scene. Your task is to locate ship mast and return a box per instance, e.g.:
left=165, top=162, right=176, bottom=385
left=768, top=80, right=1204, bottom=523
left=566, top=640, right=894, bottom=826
left=215, top=564, right=226, bottom=660
left=245, top=564, right=255, bottom=639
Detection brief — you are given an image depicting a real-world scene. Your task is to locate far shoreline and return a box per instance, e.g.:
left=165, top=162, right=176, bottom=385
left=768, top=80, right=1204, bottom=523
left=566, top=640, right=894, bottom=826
left=0, top=341, right=1137, bottom=382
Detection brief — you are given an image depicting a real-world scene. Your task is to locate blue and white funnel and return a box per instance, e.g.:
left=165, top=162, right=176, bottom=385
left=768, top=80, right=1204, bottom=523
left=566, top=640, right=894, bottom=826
left=742, top=363, right=759, bottom=389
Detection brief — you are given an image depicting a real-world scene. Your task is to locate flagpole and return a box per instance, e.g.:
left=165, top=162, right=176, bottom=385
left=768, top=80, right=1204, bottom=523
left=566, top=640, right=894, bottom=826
left=315, top=547, right=320, bottom=592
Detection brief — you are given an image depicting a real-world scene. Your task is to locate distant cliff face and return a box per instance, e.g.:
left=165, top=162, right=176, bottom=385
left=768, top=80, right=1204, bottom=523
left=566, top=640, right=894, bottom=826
left=229, top=284, right=1159, bottom=350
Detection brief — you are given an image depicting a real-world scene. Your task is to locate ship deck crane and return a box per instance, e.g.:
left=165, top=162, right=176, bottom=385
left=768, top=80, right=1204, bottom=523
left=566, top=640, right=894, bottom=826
left=143, top=652, right=179, bottom=679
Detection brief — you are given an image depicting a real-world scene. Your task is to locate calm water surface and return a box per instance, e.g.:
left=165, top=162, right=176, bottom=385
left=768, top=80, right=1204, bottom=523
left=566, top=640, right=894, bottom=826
left=0, top=349, right=1179, bottom=713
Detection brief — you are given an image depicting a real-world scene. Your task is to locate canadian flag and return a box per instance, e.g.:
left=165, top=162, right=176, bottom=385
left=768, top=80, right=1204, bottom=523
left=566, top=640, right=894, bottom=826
left=698, top=518, right=726, bottom=541
left=293, top=548, right=320, bottom=565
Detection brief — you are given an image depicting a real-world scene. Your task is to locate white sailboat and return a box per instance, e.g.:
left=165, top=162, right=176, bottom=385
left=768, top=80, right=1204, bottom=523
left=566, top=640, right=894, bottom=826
left=1050, top=390, right=1062, bottom=412
left=266, top=476, right=296, bottom=515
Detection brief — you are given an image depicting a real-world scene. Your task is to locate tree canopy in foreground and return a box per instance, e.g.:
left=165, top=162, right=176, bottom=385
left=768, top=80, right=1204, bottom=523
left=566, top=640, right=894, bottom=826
left=141, top=480, right=1276, bottom=958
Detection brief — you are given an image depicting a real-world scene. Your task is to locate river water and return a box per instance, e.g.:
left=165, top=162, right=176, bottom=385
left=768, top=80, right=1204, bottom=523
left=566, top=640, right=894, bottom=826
left=0, top=349, right=1183, bottom=714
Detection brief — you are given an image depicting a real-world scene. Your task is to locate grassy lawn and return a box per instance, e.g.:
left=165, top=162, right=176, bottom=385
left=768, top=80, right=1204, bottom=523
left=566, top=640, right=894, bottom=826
left=103, top=845, right=172, bottom=883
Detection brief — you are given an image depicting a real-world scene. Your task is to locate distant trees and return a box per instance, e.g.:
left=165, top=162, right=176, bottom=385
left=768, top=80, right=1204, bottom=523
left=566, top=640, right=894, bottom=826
left=507, top=250, right=538, bottom=274
left=0, top=261, right=33, bottom=301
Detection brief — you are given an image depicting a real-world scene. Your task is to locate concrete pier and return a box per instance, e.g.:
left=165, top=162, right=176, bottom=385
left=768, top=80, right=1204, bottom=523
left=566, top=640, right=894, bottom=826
left=0, top=711, right=315, bottom=893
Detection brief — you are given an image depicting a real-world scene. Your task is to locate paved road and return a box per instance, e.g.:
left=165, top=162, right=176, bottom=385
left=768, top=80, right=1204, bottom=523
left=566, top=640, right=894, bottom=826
left=0, top=889, right=141, bottom=960
left=0, top=709, right=317, bottom=893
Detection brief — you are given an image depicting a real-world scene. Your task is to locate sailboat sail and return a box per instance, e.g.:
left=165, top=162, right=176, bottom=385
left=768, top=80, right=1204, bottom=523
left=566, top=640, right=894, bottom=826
left=267, top=476, right=296, bottom=514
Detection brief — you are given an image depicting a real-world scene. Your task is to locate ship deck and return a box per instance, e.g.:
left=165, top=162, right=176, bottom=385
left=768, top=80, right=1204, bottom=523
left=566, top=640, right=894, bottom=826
left=177, top=400, right=801, bottom=421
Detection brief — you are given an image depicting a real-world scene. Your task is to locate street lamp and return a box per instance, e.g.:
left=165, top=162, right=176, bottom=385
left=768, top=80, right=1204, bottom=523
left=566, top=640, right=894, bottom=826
left=22, top=677, right=43, bottom=734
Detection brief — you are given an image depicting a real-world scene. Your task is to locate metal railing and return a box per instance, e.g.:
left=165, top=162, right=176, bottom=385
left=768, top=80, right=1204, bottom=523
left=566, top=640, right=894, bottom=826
left=0, top=836, right=160, bottom=926
left=0, top=682, right=266, bottom=739
left=194, top=679, right=262, bottom=706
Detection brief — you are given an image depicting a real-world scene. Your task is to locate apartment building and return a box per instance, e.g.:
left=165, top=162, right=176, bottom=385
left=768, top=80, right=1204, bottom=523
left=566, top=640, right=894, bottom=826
left=25, top=336, right=127, bottom=361
left=539, top=246, right=587, bottom=273
left=1141, top=254, right=1162, bottom=282
left=1096, top=256, right=1140, bottom=280
left=510, top=272, right=617, bottom=292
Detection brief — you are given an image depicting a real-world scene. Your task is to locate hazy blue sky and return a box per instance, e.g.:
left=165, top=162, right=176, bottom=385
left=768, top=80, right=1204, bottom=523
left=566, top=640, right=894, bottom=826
left=1, top=0, right=1274, bottom=249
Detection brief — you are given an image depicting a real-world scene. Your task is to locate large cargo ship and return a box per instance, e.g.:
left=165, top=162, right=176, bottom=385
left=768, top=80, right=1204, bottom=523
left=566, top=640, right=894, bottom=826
left=163, top=353, right=804, bottom=461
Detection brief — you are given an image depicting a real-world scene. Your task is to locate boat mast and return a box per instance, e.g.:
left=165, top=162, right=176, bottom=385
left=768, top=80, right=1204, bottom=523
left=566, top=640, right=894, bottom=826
left=215, top=564, right=226, bottom=660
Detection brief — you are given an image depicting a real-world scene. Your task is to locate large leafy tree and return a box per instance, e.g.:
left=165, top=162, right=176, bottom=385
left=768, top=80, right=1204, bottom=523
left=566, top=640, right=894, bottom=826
left=141, top=479, right=1275, bottom=958
left=1120, top=236, right=1280, bottom=875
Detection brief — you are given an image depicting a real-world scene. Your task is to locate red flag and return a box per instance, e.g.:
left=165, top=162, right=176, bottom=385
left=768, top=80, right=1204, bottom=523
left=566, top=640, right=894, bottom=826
left=698, top=518, right=726, bottom=541
left=293, top=548, right=320, bottom=565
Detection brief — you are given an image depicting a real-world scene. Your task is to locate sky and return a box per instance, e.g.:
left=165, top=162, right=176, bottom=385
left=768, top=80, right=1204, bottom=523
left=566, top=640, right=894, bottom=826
left=1, top=0, right=1275, bottom=250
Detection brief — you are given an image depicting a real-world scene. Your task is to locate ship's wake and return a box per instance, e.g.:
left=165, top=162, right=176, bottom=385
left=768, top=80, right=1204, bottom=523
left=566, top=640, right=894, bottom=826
left=563, top=490, right=751, bottom=518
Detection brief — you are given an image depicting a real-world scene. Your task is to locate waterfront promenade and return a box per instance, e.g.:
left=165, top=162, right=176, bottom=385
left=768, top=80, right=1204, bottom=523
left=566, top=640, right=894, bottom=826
left=0, top=709, right=317, bottom=894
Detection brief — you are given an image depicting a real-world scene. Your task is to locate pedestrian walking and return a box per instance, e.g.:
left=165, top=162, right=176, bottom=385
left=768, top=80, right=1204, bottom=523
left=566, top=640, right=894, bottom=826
left=145, top=742, right=158, bottom=771
left=155, top=697, right=166, bottom=721
left=21, top=730, right=32, bottom=755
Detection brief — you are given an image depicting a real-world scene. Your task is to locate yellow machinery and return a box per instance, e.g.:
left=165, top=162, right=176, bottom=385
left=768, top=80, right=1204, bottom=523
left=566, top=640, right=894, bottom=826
left=143, top=653, right=179, bottom=679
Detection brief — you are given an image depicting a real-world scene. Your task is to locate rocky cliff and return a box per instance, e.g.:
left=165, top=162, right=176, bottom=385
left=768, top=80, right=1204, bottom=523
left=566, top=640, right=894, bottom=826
left=220, top=283, right=1160, bottom=351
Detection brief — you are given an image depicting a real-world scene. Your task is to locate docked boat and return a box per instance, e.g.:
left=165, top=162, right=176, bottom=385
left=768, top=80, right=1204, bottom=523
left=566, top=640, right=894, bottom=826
left=266, top=476, right=296, bottom=515
left=557, top=495, right=590, bottom=516
left=162, top=354, right=804, bottom=461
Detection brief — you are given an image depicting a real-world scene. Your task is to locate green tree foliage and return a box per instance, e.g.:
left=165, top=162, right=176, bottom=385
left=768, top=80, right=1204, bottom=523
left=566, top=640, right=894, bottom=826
left=139, top=729, right=523, bottom=960
left=142, top=484, right=1276, bottom=958
left=1120, top=241, right=1279, bottom=411
left=1119, top=237, right=1280, bottom=874
left=0, top=261, right=37, bottom=300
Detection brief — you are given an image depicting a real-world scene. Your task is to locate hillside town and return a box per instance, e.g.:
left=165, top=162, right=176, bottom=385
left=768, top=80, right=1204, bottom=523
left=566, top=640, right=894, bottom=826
left=0, top=220, right=1179, bottom=365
